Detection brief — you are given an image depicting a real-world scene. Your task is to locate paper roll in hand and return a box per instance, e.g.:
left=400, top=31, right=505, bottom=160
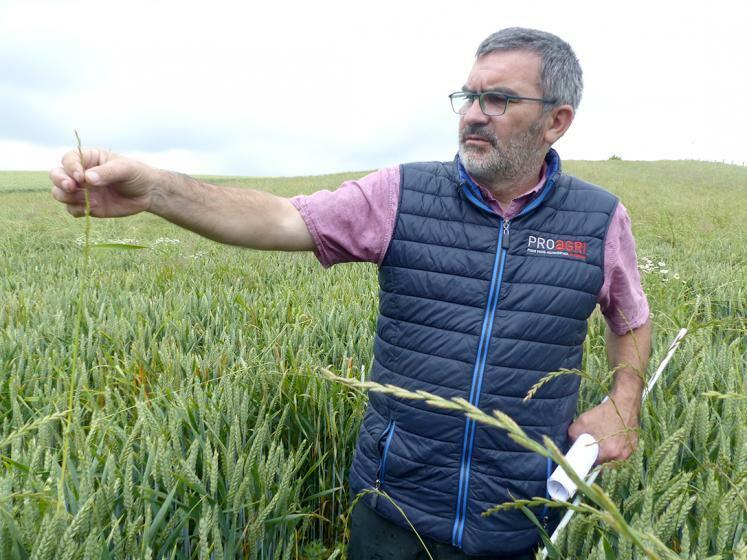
left=547, top=433, right=599, bottom=501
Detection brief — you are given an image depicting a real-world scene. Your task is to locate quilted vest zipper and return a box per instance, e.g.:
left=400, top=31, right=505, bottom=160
left=451, top=220, right=510, bottom=547
left=451, top=157, right=561, bottom=548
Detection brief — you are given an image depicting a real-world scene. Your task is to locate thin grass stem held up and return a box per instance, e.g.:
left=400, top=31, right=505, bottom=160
left=58, top=130, right=92, bottom=513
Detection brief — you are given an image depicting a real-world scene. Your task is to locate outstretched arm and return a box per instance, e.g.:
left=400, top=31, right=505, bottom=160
left=148, top=169, right=314, bottom=250
left=50, top=148, right=315, bottom=251
left=568, top=319, right=652, bottom=464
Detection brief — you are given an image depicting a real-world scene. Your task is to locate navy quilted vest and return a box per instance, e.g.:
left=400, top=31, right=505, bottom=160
left=348, top=150, right=619, bottom=556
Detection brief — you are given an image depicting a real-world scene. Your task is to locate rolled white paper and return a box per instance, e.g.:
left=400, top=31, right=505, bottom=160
left=547, top=433, right=599, bottom=501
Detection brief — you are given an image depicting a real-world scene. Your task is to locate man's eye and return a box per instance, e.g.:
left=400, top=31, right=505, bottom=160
left=456, top=94, right=478, bottom=111
left=483, top=93, right=508, bottom=112
left=483, top=93, right=508, bottom=104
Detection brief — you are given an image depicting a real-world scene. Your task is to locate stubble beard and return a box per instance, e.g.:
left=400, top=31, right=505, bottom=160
left=459, top=120, right=546, bottom=191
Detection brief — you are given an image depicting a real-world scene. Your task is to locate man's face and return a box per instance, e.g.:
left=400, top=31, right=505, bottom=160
left=458, top=50, right=550, bottom=185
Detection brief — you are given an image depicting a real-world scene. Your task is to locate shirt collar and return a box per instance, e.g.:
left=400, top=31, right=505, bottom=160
left=457, top=149, right=560, bottom=217
left=474, top=161, right=547, bottom=211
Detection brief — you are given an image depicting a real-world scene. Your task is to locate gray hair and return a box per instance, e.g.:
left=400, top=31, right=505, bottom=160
left=475, top=27, right=583, bottom=111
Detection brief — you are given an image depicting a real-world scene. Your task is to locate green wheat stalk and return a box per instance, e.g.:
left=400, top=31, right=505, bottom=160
left=321, top=369, right=677, bottom=560
left=57, top=130, right=93, bottom=512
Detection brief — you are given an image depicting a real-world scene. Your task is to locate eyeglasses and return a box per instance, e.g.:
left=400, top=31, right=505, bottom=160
left=449, top=91, right=557, bottom=116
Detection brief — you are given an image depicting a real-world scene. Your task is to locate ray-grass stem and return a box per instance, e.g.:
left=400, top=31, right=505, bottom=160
left=57, top=130, right=92, bottom=512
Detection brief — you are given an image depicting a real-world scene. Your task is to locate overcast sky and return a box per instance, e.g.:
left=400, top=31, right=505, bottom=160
left=2, top=0, right=745, bottom=176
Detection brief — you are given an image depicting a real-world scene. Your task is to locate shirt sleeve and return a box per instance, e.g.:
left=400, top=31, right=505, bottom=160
left=598, top=203, right=650, bottom=334
left=289, top=166, right=400, bottom=268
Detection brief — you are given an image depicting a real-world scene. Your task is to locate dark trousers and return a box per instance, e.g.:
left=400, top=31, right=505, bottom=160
left=348, top=501, right=537, bottom=560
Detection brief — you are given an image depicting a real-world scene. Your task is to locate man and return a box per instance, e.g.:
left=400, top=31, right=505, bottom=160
left=51, top=27, right=650, bottom=559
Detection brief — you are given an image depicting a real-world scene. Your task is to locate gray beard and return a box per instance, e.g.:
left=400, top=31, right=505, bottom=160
left=459, top=121, right=545, bottom=191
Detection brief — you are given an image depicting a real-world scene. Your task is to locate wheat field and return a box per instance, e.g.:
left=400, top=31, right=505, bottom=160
left=0, top=160, right=745, bottom=559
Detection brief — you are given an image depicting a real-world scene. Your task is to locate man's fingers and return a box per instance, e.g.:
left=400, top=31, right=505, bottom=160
left=84, top=158, right=136, bottom=187
left=65, top=204, right=86, bottom=218
left=49, top=167, right=78, bottom=192
left=61, top=151, right=84, bottom=182
left=61, top=148, right=110, bottom=182
left=51, top=186, right=101, bottom=216
left=567, top=421, right=583, bottom=442
left=51, top=185, right=87, bottom=205
left=59, top=148, right=131, bottom=189
left=596, top=432, right=638, bottom=464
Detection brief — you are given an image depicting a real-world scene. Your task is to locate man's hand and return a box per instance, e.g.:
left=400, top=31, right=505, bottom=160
left=50, top=149, right=155, bottom=218
left=568, top=397, right=639, bottom=464
left=569, top=319, right=652, bottom=465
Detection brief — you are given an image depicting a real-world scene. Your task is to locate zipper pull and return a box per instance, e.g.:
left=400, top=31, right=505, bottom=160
left=372, top=477, right=381, bottom=507
left=501, top=220, right=511, bottom=249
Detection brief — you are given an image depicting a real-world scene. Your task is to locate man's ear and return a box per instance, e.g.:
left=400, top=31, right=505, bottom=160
left=543, top=105, right=575, bottom=145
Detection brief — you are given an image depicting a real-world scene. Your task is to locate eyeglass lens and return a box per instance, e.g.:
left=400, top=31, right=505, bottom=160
left=452, top=93, right=508, bottom=116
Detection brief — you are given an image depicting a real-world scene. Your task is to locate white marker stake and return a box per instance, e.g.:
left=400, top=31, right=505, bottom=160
left=540, top=328, right=688, bottom=558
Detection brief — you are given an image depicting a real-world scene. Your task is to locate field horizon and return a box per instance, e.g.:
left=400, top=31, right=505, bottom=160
left=3, top=156, right=746, bottom=183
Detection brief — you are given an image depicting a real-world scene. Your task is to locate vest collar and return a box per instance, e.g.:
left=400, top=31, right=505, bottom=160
left=456, top=148, right=562, bottom=219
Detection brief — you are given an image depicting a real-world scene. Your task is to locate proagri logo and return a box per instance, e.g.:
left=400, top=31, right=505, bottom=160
left=527, top=235, right=588, bottom=260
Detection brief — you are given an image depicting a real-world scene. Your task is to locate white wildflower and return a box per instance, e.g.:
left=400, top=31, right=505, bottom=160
left=106, top=238, right=141, bottom=245
left=153, top=237, right=181, bottom=245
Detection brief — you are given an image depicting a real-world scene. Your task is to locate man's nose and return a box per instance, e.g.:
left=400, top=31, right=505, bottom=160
left=462, top=97, right=490, bottom=126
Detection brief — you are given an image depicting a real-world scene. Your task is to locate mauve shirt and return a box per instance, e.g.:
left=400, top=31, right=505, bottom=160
left=290, top=164, right=649, bottom=335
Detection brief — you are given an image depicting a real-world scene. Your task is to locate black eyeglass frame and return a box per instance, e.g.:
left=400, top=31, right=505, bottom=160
left=449, top=91, right=558, bottom=116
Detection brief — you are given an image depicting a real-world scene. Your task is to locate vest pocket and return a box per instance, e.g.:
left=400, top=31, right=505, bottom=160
left=372, top=420, right=396, bottom=506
